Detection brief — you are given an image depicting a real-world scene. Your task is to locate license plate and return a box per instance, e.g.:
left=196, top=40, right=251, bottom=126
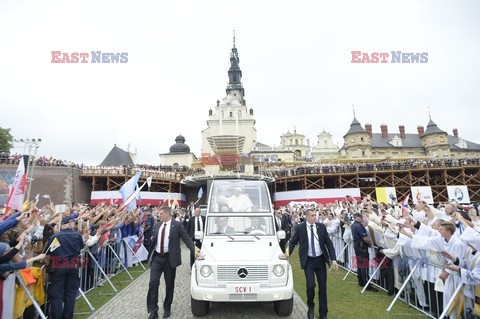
left=226, top=284, right=260, bottom=294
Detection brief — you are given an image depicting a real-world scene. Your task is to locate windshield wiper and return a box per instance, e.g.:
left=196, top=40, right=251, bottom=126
left=211, top=232, right=234, bottom=240
left=239, top=231, right=260, bottom=240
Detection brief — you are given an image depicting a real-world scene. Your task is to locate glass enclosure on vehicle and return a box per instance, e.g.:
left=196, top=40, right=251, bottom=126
left=208, top=180, right=271, bottom=213
left=206, top=215, right=275, bottom=237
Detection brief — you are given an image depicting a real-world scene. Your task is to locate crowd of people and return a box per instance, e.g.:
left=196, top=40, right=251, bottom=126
left=274, top=197, right=480, bottom=318
left=2, top=191, right=480, bottom=318
left=0, top=201, right=166, bottom=318
left=259, top=158, right=480, bottom=177
left=0, top=153, right=82, bottom=168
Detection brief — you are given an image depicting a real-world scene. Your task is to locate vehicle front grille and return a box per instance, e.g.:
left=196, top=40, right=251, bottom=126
left=217, top=265, right=269, bottom=282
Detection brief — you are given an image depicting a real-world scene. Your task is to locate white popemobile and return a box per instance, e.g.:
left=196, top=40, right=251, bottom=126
left=190, top=180, right=294, bottom=316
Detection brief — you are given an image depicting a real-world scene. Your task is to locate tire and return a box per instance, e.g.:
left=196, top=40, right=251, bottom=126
left=274, top=296, right=294, bottom=316
left=191, top=296, right=209, bottom=317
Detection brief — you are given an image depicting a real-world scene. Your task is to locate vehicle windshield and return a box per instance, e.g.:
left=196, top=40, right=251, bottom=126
left=209, top=180, right=271, bottom=213
left=206, top=215, right=275, bottom=236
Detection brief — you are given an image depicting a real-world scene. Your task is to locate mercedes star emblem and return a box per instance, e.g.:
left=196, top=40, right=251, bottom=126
left=237, top=267, right=248, bottom=279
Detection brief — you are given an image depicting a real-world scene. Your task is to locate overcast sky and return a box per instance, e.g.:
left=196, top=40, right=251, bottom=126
left=1, top=0, right=479, bottom=165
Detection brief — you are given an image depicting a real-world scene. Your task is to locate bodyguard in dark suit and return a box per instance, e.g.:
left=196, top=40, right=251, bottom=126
left=285, top=209, right=338, bottom=319
left=187, top=208, right=205, bottom=266
left=274, top=209, right=288, bottom=253
left=147, top=206, right=196, bottom=319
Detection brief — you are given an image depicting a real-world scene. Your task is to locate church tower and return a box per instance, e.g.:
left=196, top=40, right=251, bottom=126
left=201, top=34, right=257, bottom=172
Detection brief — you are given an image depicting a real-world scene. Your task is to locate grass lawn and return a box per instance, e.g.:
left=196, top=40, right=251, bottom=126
left=73, top=263, right=149, bottom=319
left=289, top=251, right=424, bottom=319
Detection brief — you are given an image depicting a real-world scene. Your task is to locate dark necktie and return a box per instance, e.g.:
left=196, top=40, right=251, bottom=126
left=196, top=217, right=200, bottom=231
left=160, top=223, right=166, bottom=255
left=310, top=224, right=317, bottom=257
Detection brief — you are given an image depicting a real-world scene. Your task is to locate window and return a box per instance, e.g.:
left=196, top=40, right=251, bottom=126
left=229, top=112, right=233, bottom=117
left=361, top=137, right=364, bottom=142
left=351, top=150, right=358, bottom=158
left=432, top=150, right=438, bottom=157
left=443, top=150, right=448, bottom=157
left=430, top=137, right=436, bottom=143
left=351, top=138, right=355, bottom=143
left=362, top=150, right=366, bottom=156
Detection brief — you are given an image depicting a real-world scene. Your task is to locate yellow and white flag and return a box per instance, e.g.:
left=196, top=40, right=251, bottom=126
left=172, top=195, right=179, bottom=210
left=48, top=237, right=61, bottom=253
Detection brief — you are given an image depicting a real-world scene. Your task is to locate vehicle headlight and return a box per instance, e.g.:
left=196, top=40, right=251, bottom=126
left=273, top=264, right=285, bottom=277
left=200, top=265, right=212, bottom=277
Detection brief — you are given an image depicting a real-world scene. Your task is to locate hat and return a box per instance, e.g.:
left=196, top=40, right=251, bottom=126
left=354, top=212, right=362, bottom=218
left=61, top=216, right=75, bottom=224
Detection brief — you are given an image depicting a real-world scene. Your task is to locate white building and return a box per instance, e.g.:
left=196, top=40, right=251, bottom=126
left=311, top=130, right=340, bottom=160
left=280, top=128, right=311, bottom=159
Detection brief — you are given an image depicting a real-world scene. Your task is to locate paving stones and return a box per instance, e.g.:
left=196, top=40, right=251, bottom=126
left=89, top=243, right=307, bottom=319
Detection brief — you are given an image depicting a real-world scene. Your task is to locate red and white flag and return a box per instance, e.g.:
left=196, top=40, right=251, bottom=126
left=5, top=156, right=28, bottom=215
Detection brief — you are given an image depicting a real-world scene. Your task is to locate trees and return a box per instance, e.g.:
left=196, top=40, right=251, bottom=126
left=0, top=127, right=13, bottom=152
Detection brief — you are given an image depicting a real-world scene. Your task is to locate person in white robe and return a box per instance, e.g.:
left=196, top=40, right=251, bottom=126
left=401, top=220, right=468, bottom=318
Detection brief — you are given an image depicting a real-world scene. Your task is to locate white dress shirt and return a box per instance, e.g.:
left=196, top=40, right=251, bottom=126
left=276, top=216, right=282, bottom=230
left=195, top=216, right=203, bottom=232
left=306, top=221, right=323, bottom=257
left=156, top=219, right=171, bottom=253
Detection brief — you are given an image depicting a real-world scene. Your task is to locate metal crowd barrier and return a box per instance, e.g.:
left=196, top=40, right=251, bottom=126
left=326, top=231, right=477, bottom=319
left=6, top=238, right=148, bottom=319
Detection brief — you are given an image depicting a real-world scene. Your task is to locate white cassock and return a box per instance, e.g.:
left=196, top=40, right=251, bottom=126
left=410, top=233, right=468, bottom=317
left=399, top=233, right=428, bottom=307
left=415, top=224, right=444, bottom=288
left=343, top=225, right=355, bottom=269
left=381, top=229, right=404, bottom=290
left=226, top=194, right=253, bottom=212
left=325, top=218, right=341, bottom=258
left=456, top=226, right=480, bottom=314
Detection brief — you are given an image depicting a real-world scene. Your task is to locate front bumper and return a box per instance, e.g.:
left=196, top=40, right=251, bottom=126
left=191, top=267, right=293, bottom=302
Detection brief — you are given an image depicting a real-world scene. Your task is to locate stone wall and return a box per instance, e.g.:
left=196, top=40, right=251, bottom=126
left=0, top=165, right=91, bottom=206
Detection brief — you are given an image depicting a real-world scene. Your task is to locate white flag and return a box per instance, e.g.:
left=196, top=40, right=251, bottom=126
left=197, top=187, right=203, bottom=199
left=42, top=194, right=50, bottom=199
left=146, top=176, right=152, bottom=188
left=35, top=193, right=40, bottom=203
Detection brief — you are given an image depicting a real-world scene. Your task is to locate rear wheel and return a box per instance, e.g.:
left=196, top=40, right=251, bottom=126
left=274, top=296, right=293, bottom=316
left=191, top=296, right=209, bottom=317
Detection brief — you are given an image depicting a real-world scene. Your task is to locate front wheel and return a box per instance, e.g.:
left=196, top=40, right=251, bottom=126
left=274, top=296, right=293, bottom=316
left=191, top=296, right=209, bottom=317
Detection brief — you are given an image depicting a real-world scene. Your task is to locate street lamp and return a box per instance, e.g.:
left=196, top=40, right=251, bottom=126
left=13, top=138, right=42, bottom=201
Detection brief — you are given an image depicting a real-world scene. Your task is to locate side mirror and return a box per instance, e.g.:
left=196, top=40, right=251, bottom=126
left=195, top=231, right=204, bottom=240
left=276, top=230, right=286, bottom=240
